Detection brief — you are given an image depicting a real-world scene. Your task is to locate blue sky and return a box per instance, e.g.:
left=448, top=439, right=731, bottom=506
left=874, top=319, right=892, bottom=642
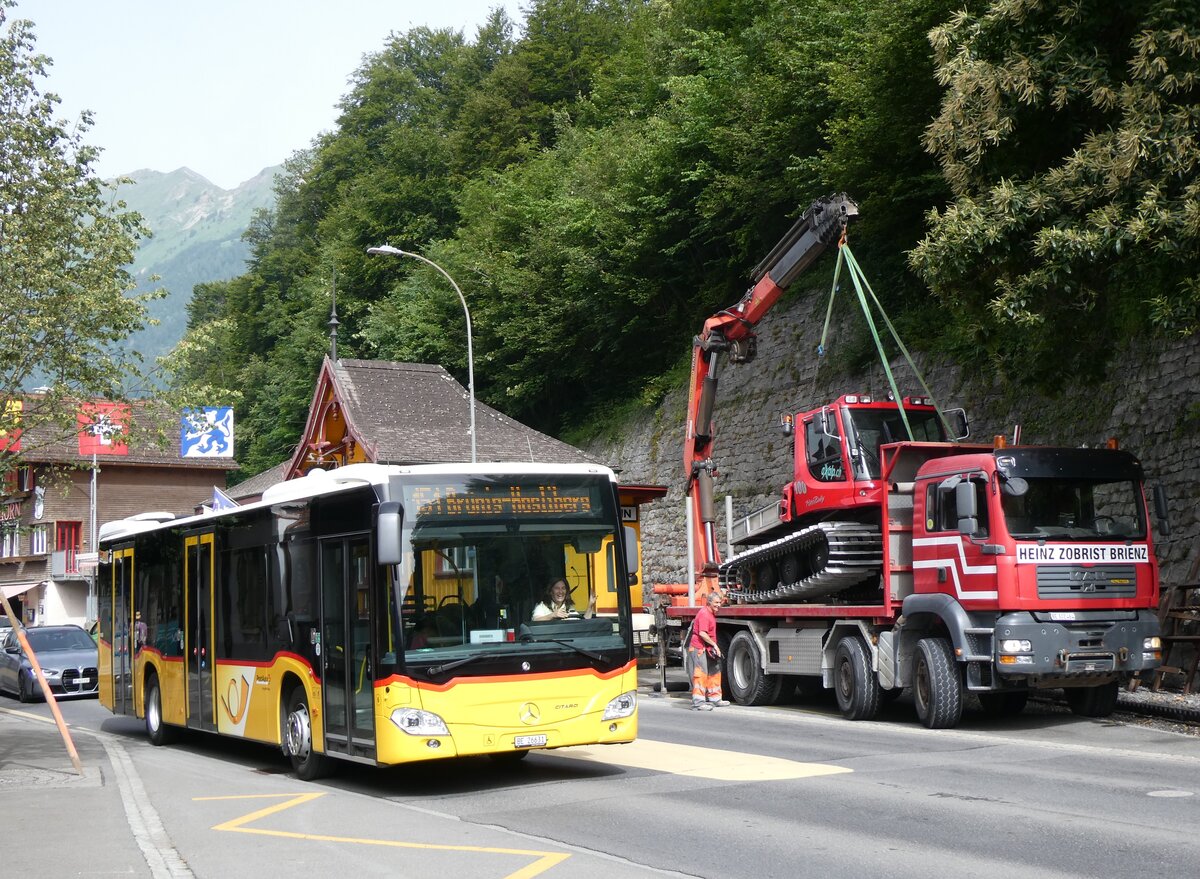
left=13, top=1, right=524, bottom=189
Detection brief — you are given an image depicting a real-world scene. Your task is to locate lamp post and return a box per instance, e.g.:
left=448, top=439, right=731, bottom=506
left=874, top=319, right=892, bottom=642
left=366, top=245, right=477, bottom=463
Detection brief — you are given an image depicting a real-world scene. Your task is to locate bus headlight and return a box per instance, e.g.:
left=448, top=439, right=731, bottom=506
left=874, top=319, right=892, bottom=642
left=999, top=639, right=1032, bottom=654
left=602, top=690, right=637, bottom=720
left=390, top=708, right=450, bottom=736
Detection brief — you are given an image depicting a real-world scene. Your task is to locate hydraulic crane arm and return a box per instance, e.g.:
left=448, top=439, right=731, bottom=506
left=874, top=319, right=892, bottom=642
left=683, top=193, right=858, bottom=589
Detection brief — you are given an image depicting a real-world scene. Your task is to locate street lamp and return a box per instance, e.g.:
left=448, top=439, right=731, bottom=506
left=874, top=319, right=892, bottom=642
left=366, top=245, right=477, bottom=463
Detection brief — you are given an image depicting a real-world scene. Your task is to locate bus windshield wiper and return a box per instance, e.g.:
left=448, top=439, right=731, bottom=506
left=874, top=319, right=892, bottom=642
left=424, top=652, right=492, bottom=675
left=520, top=636, right=605, bottom=662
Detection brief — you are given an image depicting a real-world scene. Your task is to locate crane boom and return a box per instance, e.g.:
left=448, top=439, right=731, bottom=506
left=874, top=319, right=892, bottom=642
left=683, top=193, right=858, bottom=593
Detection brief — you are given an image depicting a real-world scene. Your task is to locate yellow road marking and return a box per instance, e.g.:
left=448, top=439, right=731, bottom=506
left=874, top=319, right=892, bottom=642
left=196, top=793, right=569, bottom=879
left=555, top=737, right=853, bottom=781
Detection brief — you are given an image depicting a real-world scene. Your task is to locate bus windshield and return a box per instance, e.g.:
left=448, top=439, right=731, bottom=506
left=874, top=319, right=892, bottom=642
left=391, top=474, right=629, bottom=676
left=1000, top=476, right=1147, bottom=541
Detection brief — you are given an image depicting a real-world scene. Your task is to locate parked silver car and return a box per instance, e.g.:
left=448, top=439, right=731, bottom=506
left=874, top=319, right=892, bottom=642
left=0, top=625, right=99, bottom=702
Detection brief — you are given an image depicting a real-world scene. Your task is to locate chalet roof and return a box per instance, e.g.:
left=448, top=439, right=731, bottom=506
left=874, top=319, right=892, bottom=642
left=322, top=358, right=600, bottom=467
left=226, top=462, right=289, bottom=502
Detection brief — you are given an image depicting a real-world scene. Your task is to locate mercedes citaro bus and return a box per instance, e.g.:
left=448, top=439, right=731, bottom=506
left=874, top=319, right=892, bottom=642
left=98, top=463, right=639, bottom=778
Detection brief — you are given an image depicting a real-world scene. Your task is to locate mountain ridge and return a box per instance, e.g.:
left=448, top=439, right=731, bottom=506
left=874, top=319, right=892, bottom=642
left=113, top=165, right=280, bottom=369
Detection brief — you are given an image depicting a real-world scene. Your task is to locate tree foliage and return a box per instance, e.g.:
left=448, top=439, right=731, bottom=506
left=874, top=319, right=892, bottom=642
left=0, top=3, right=155, bottom=461
left=166, top=0, right=1198, bottom=478
left=911, top=0, right=1200, bottom=382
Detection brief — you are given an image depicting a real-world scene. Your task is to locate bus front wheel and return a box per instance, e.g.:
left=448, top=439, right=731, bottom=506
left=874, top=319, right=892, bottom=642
left=284, top=688, right=331, bottom=781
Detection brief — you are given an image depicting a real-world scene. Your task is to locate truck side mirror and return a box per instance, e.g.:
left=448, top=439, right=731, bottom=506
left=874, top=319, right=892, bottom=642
left=943, top=408, right=970, bottom=441
left=817, top=407, right=835, bottom=437
left=376, top=501, right=404, bottom=565
left=1153, top=484, right=1171, bottom=537
left=955, top=481, right=979, bottom=535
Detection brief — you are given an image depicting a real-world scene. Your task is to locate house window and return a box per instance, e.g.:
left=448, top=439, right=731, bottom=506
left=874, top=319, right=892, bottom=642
left=1, top=525, right=16, bottom=558
left=56, top=521, right=82, bottom=573
left=16, top=466, right=33, bottom=492
left=435, top=545, right=476, bottom=577
left=56, top=521, right=82, bottom=550
left=30, top=524, right=47, bottom=555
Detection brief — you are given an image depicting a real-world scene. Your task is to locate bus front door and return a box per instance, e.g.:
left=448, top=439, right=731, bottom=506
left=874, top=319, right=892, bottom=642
left=184, top=533, right=216, bottom=732
left=319, top=535, right=376, bottom=761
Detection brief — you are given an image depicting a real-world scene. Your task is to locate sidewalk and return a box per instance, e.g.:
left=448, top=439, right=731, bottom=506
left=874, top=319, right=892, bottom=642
left=0, top=707, right=155, bottom=877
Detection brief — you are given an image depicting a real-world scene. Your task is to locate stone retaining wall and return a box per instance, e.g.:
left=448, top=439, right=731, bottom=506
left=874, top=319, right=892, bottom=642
left=585, top=290, right=1200, bottom=595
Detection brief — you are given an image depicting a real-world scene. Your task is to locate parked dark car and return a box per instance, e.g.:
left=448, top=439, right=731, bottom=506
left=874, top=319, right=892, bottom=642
left=0, top=625, right=99, bottom=702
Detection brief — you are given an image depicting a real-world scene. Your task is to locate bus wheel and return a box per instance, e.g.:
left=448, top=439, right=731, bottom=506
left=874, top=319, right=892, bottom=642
left=833, top=635, right=880, bottom=721
left=1065, top=681, right=1118, bottom=718
left=726, top=631, right=783, bottom=706
left=913, top=637, right=963, bottom=729
left=145, top=676, right=178, bottom=746
left=284, top=688, right=331, bottom=781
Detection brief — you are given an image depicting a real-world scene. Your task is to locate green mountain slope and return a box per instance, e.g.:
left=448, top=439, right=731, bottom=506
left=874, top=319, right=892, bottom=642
left=114, top=166, right=279, bottom=369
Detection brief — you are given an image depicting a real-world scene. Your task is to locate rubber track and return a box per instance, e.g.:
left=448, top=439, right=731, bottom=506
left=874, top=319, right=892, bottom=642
left=720, top=521, right=882, bottom=603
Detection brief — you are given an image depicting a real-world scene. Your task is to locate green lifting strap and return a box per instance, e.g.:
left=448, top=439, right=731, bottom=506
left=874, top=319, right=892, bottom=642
left=817, top=242, right=955, bottom=441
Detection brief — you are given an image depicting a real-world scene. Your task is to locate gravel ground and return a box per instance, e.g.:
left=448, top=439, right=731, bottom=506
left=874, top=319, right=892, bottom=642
left=1115, top=685, right=1200, bottom=735
left=1009, top=686, right=1200, bottom=736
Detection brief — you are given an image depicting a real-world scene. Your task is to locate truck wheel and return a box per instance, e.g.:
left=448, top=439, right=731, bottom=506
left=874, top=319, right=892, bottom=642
left=978, top=691, right=1028, bottom=718
left=284, top=687, right=332, bottom=781
left=1064, top=681, right=1119, bottom=718
left=726, top=631, right=783, bottom=706
left=833, top=635, right=880, bottom=721
left=913, top=637, right=963, bottom=729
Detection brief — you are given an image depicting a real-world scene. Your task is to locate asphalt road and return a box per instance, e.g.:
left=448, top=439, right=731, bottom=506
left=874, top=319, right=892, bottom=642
left=4, top=682, right=1200, bottom=879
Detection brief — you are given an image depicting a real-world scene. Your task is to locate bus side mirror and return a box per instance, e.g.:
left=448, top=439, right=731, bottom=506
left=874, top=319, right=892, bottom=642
left=623, top=524, right=639, bottom=582
left=376, top=501, right=404, bottom=565
left=1153, top=484, right=1171, bottom=537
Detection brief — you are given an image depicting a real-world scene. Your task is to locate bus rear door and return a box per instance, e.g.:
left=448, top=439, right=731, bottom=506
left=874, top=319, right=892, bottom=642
left=102, top=546, right=135, bottom=715
left=184, top=533, right=217, bottom=732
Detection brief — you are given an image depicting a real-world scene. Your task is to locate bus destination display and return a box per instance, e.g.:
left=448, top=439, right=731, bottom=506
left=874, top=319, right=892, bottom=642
left=411, top=482, right=594, bottom=519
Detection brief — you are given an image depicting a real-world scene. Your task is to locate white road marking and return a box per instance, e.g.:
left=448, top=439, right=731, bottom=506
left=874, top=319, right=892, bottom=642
left=555, top=737, right=852, bottom=781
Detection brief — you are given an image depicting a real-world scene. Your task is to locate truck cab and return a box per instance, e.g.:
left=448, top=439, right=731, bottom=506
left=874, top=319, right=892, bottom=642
left=905, top=444, right=1161, bottom=698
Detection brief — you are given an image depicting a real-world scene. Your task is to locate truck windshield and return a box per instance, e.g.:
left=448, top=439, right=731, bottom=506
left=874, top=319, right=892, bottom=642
left=390, top=475, right=629, bottom=678
left=1000, top=477, right=1147, bottom=541
left=843, top=407, right=947, bottom=479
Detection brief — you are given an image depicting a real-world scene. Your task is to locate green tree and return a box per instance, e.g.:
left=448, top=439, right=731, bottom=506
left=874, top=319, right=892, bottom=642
left=911, top=0, right=1200, bottom=383
left=0, top=4, right=155, bottom=461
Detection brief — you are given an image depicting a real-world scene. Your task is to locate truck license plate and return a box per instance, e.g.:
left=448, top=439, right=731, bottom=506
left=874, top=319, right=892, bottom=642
left=513, top=734, right=547, bottom=749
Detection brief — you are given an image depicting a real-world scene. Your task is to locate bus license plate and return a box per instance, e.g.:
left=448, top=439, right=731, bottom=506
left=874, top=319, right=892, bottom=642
left=513, top=735, right=547, bottom=749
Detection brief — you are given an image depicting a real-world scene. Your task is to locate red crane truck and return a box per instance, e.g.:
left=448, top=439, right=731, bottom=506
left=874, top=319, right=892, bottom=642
left=660, top=195, right=1167, bottom=728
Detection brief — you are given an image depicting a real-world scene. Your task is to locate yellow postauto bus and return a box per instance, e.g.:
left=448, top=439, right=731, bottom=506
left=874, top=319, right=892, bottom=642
left=97, top=462, right=639, bottom=779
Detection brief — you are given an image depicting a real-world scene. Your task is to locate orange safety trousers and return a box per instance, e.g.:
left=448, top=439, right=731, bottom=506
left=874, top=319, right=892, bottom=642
left=689, top=646, right=722, bottom=705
